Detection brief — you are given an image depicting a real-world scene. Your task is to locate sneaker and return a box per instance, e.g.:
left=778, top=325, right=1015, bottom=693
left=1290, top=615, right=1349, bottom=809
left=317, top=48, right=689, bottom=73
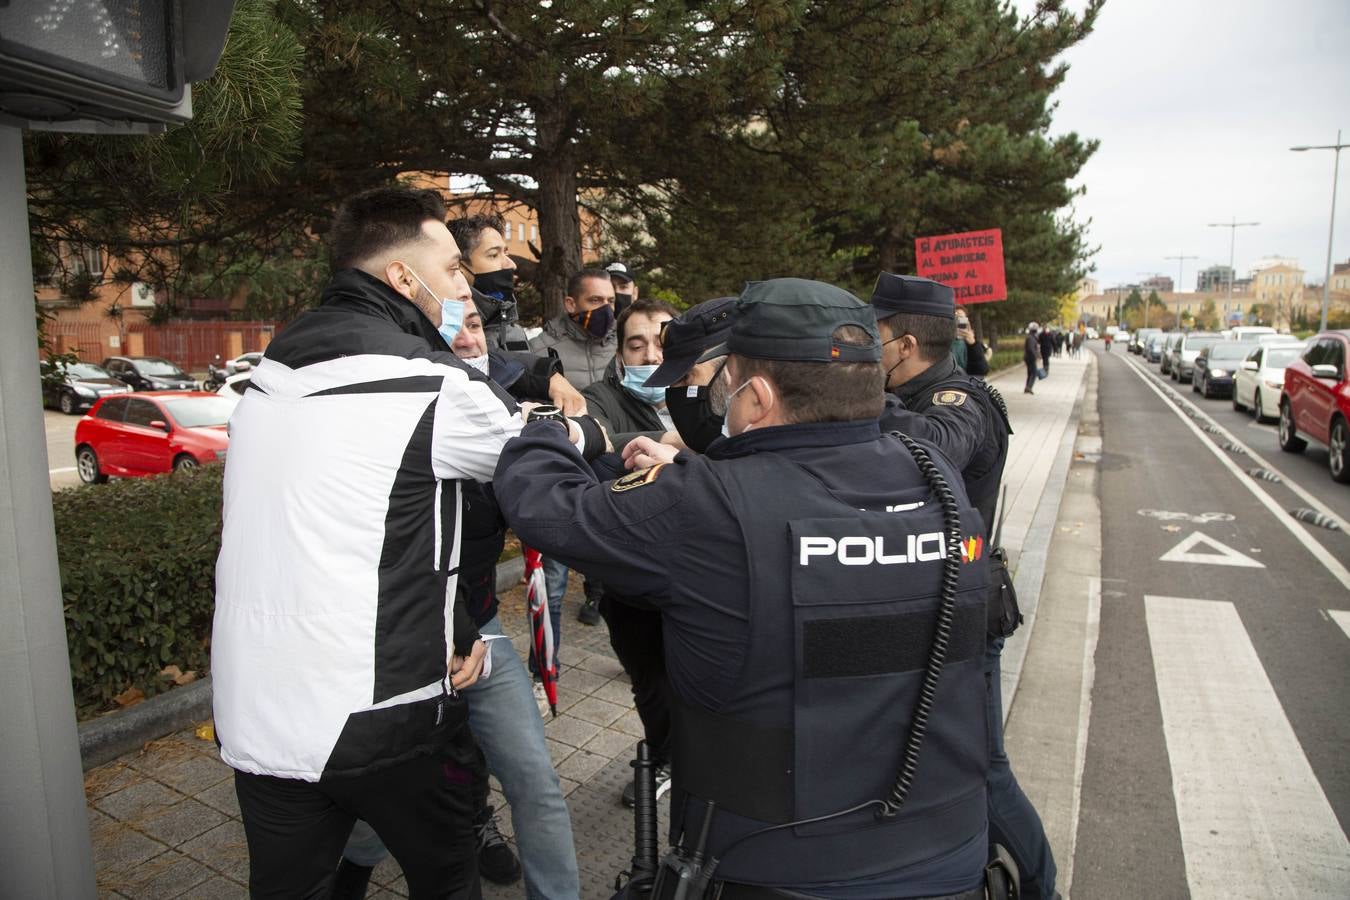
left=621, top=763, right=672, bottom=808
left=532, top=679, right=550, bottom=717
left=577, top=596, right=601, bottom=625
left=474, top=804, right=522, bottom=885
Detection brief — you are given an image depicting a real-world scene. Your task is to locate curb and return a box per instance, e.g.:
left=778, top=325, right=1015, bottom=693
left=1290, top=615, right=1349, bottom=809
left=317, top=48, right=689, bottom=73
left=79, top=554, right=531, bottom=771
left=999, top=354, right=1095, bottom=717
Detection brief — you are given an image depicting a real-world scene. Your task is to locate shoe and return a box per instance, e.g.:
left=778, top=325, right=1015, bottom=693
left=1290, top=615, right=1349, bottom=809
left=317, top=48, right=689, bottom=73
left=474, top=804, right=522, bottom=885
left=330, top=858, right=374, bottom=900
left=577, top=596, right=601, bottom=625
left=621, top=763, right=672, bottom=808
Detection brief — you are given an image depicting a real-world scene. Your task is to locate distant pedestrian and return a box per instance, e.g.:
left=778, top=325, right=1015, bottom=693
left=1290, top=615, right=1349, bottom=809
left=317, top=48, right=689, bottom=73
left=1072, top=330, right=1084, bottom=357
left=1024, top=323, right=1043, bottom=394
left=1054, top=330, right=1065, bottom=357
left=1039, top=326, right=1055, bottom=374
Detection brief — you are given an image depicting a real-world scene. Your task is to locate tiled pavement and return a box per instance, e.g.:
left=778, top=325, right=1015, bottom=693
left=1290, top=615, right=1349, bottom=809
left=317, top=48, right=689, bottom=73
left=86, top=351, right=1091, bottom=899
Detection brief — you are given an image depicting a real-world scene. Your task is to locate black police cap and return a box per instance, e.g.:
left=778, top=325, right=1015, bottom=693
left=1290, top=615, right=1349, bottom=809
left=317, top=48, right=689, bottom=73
left=643, top=296, right=737, bottom=388
left=703, top=278, right=880, bottom=365
left=870, top=272, right=956, bottom=320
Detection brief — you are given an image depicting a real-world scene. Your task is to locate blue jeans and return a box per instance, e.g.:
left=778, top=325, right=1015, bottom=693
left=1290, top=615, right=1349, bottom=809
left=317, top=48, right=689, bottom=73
left=530, top=556, right=568, bottom=677
left=985, top=636, right=1058, bottom=899
left=345, top=617, right=580, bottom=899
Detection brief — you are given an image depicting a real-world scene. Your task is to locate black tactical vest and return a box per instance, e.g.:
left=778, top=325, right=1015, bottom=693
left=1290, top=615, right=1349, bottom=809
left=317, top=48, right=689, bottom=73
left=669, top=441, right=990, bottom=887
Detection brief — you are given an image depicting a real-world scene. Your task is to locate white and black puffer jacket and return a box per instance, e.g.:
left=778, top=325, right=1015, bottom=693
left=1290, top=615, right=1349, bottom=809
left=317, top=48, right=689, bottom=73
left=212, top=269, right=522, bottom=782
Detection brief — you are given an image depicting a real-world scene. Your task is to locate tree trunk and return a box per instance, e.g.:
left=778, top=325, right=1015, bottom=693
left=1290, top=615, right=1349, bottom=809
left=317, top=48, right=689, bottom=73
left=533, top=102, right=582, bottom=322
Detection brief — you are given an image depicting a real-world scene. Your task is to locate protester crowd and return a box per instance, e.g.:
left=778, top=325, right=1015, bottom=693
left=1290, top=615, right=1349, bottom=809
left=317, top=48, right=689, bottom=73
left=211, top=188, right=1059, bottom=900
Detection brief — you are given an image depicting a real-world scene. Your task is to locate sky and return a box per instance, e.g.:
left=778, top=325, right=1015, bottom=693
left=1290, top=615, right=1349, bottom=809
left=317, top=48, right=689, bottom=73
left=1033, top=0, right=1350, bottom=292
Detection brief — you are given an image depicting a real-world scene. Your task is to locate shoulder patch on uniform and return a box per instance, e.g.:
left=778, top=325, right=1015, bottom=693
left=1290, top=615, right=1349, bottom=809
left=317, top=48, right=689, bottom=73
left=932, top=389, right=968, bottom=407
left=611, top=464, right=666, bottom=493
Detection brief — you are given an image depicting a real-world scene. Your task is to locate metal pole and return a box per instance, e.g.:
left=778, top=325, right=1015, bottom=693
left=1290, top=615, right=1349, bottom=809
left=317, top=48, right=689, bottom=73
left=1164, top=254, right=1197, bottom=329
left=1320, top=131, right=1341, bottom=332
left=1207, top=220, right=1259, bottom=326
left=0, top=125, right=98, bottom=896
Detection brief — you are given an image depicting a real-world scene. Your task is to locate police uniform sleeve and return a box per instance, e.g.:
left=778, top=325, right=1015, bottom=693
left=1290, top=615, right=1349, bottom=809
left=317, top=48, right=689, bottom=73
left=500, top=349, right=562, bottom=401
left=879, top=392, right=984, bottom=470
left=494, top=421, right=684, bottom=598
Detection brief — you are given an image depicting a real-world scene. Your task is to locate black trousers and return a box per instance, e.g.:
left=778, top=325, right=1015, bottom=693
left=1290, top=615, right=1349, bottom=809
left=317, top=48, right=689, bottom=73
left=234, top=739, right=484, bottom=900
left=1024, top=360, right=1038, bottom=393
left=599, top=593, right=671, bottom=764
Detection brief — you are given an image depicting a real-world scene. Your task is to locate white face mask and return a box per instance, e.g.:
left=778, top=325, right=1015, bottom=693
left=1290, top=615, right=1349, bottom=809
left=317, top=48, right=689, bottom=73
left=464, top=354, right=490, bottom=375
left=720, top=377, right=755, bottom=438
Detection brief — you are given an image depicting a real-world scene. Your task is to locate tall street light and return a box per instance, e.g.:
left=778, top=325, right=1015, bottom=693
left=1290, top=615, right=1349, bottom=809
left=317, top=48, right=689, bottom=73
left=1291, top=129, right=1347, bottom=333
left=1207, top=218, right=1259, bottom=320
left=1164, top=254, right=1197, bottom=327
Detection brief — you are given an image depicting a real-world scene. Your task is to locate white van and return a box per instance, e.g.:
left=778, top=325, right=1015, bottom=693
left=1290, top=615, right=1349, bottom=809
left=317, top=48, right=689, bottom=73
left=1229, top=326, right=1276, bottom=342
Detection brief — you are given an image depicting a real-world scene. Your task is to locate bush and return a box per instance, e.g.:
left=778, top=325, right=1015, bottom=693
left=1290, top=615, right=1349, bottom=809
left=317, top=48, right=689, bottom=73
left=56, top=466, right=223, bottom=716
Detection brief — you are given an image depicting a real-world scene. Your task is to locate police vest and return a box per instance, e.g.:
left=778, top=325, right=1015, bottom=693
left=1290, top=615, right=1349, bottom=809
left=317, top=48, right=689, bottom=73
left=670, top=440, right=991, bottom=887
left=910, top=373, right=1010, bottom=537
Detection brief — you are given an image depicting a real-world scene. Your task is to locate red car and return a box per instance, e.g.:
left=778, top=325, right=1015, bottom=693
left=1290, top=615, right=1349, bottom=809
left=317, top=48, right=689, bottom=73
left=74, top=392, right=233, bottom=484
left=1279, top=329, right=1350, bottom=483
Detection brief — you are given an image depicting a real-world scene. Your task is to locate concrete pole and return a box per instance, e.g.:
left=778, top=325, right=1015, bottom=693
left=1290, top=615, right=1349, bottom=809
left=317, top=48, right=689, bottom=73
left=1318, top=131, right=1341, bottom=333
left=0, top=125, right=97, bottom=897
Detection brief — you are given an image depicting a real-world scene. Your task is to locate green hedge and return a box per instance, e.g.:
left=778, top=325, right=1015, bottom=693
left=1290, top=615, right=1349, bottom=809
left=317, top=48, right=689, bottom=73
left=56, top=466, right=223, bottom=716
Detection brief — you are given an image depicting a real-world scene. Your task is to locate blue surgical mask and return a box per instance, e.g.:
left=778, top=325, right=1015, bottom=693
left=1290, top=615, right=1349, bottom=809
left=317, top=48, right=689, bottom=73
left=620, top=363, right=665, bottom=405
left=405, top=267, right=465, bottom=344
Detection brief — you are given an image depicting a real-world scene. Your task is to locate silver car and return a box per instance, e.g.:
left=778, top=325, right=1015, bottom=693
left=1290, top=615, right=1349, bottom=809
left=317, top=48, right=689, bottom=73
left=1168, top=332, right=1221, bottom=384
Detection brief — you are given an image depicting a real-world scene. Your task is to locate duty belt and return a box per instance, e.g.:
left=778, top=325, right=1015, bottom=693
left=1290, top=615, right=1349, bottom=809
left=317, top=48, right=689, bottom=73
left=711, top=882, right=986, bottom=900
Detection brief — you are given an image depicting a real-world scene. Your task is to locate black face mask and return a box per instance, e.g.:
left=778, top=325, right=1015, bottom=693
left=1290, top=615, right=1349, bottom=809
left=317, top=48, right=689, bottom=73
left=614, top=291, right=633, bottom=317
left=665, top=385, right=724, bottom=453
left=472, top=267, right=516, bottom=300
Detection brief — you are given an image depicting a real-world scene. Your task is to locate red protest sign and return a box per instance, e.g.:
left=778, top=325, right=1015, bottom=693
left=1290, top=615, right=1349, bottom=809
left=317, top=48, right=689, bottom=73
left=914, top=228, right=1006, bottom=305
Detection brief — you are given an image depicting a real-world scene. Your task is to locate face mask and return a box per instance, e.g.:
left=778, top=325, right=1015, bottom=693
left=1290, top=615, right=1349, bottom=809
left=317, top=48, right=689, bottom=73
left=472, top=268, right=515, bottom=300
left=571, top=303, right=615, bottom=339
left=665, top=385, right=724, bottom=452
left=405, top=267, right=465, bottom=344
left=614, top=292, right=633, bottom=317
left=719, top=377, right=756, bottom=438
left=620, top=362, right=665, bottom=405
left=464, top=354, right=491, bottom=375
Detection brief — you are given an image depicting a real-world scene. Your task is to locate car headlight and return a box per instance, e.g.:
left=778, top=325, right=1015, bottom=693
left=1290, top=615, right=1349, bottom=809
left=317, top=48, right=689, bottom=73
left=1209, top=369, right=1227, bottom=378
left=1264, top=379, right=1283, bottom=389
left=74, top=385, right=97, bottom=397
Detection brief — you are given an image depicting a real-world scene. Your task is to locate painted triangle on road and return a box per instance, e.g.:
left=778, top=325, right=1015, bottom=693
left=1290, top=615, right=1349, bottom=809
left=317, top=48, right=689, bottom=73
left=1159, top=531, right=1265, bottom=568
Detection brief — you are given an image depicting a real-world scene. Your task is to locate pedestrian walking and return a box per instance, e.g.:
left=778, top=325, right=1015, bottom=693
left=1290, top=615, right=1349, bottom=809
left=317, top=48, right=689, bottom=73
left=1024, top=323, right=1043, bottom=394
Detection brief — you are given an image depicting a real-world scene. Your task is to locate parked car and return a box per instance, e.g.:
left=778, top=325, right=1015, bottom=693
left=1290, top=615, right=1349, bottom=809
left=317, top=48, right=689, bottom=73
left=1146, top=332, right=1169, bottom=363
left=1131, top=328, right=1161, bottom=355
left=225, top=351, right=264, bottom=374
left=100, top=356, right=197, bottom=393
left=1192, top=342, right=1258, bottom=398
left=1279, top=329, right=1350, bottom=483
left=74, top=392, right=232, bottom=484
left=1160, top=333, right=1183, bottom=375
left=1168, top=332, right=1221, bottom=383
left=1233, top=342, right=1304, bottom=422
left=39, top=361, right=131, bottom=415
left=216, top=372, right=253, bottom=407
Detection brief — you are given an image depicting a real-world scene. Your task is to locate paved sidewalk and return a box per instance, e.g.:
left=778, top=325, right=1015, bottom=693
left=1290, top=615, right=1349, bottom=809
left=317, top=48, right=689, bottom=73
left=85, top=349, right=1092, bottom=899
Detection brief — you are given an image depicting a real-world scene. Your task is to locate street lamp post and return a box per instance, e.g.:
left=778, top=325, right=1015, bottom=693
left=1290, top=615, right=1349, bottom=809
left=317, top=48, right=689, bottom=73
left=1291, top=129, right=1347, bottom=333
left=1164, top=254, right=1197, bottom=329
left=1207, top=218, right=1259, bottom=324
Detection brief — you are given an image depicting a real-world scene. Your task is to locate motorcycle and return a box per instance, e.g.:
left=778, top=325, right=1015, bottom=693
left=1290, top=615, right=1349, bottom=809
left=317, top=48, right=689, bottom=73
left=203, top=355, right=228, bottom=391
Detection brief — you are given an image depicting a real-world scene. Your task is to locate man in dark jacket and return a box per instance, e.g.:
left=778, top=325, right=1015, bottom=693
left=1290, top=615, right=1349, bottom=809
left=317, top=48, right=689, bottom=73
left=1038, top=327, right=1055, bottom=375
left=1023, top=324, right=1043, bottom=395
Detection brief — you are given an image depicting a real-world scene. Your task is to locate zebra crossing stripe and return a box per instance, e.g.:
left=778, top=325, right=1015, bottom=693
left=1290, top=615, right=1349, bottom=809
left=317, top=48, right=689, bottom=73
left=1330, top=610, right=1350, bottom=642
left=1145, top=595, right=1350, bottom=898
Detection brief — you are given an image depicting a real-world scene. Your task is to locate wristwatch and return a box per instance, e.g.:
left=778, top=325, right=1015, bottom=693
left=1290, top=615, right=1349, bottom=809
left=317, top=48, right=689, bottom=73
left=525, top=404, right=567, bottom=427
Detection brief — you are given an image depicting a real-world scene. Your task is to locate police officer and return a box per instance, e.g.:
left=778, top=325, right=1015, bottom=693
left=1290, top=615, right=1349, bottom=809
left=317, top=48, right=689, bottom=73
left=871, top=272, right=1059, bottom=900
left=495, top=278, right=993, bottom=898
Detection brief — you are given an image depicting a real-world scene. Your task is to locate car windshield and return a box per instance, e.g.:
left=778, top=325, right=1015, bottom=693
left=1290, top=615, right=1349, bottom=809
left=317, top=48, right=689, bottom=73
left=1187, top=337, right=1220, bottom=352
left=1209, top=344, right=1254, bottom=361
left=138, top=359, right=188, bottom=377
left=162, top=397, right=235, bottom=428
left=1266, top=348, right=1301, bottom=368
left=67, top=363, right=110, bottom=379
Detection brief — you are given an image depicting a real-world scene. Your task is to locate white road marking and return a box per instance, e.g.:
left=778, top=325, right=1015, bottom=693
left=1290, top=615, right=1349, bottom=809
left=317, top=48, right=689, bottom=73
left=1138, top=509, right=1236, bottom=524
left=1159, top=531, right=1265, bottom=568
left=49, top=467, right=76, bottom=474
left=1063, top=575, right=1102, bottom=898
left=1121, top=357, right=1350, bottom=591
left=1329, top=609, right=1350, bottom=642
left=1145, top=595, right=1350, bottom=898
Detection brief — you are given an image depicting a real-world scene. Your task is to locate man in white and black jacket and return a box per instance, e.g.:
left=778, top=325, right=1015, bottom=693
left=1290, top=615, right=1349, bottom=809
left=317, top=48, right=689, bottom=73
left=212, top=187, right=600, bottom=898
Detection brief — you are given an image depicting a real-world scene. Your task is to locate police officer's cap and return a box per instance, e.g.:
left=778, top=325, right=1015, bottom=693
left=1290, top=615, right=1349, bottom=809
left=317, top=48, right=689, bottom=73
left=870, top=272, right=956, bottom=320
left=703, top=278, right=880, bottom=364
left=643, top=296, right=737, bottom=388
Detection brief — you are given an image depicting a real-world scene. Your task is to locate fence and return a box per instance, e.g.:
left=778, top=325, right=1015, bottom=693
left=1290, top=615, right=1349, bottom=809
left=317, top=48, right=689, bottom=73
left=126, top=321, right=279, bottom=371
